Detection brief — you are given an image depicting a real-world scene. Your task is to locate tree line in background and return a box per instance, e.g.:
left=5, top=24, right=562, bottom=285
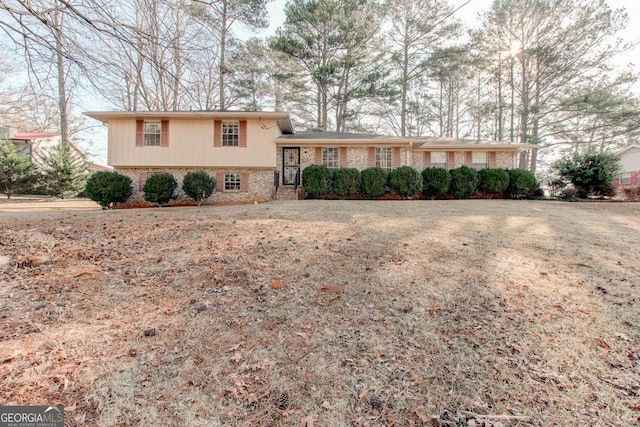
left=1, top=0, right=639, bottom=172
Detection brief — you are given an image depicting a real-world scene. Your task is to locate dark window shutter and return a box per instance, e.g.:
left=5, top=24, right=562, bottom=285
left=136, top=120, right=144, bottom=147
left=447, top=152, right=455, bottom=169
left=339, top=147, right=347, bottom=167
left=139, top=172, right=148, bottom=190
left=160, top=120, right=169, bottom=147
left=424, top=152, right=431, bottom=168
left=216, top=172, right=224, bottom=192
left=239, top=121, right=247, bottom=147
left=392, top=147, right=401, bottom=168
left=214, top=121, right=222, bottom=147
left=489, top=151, right=497, bottom=168
left=240, top=173, right=249, bottom=192
left=367, top=147, right=376, bottom=167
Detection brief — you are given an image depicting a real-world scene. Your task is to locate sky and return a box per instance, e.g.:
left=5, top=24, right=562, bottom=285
left=85, top=0, right=640, bottom=165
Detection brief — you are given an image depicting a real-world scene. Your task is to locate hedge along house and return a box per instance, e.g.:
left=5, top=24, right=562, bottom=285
left=84, top=110, right=535, bottom=204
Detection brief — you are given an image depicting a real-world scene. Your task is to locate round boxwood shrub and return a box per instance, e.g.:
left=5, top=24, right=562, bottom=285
left=182, top=170, right=215, bottom=205
left=506, top=168, right=538, bottom=198
left=332, top=168, right=361, bottom=197
left=448, top=166, right=478, bottom=199
left=84, top=171, right=132, bottom=209
left=143, top=172, right=178, bottom=206
left=302, top=164, right=332, bottom=198
left=478, top=168, right=509, bottom=195
left=360, top=167, right=388, bottom=199
left=422, top=167, right=451, bottom=197
left=389, top=166, right=422, bottom=199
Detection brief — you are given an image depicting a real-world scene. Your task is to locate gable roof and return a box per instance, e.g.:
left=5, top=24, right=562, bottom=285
left=84, top=110, right=295, bottom=134
left=11, top=132, right=60, bottom=141
left=617, top=144, right=640, bottom=156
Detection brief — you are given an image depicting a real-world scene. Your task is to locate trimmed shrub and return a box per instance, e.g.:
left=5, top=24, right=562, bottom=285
left=389, top=166, right=422, bottom=199
left=361, top=167, right=388, bottom=199
left=506, top=169, right=538, bottom=198
left=302, top=164, right=332, bottom=198
left=143, top=172, right=177, bottom=206
left=552, top=152, right=619, bottom=197
left=85, top=171, right=132, bottom=209
left=448, top=166, right=478, bottom=199
left=332, top=168, right=361, bottom=197
left=182, top=170, right=215, bottom=205
left=422, top=167, right=451, bottom=197
left=478, top=168, right=509, bottom=195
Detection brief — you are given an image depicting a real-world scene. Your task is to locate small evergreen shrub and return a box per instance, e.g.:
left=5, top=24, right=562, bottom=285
left=506, top=169, right=538, bottom=198
left=302, top=164, right=332, bottom=198
left=332, top=168, right=361, bottom=197
left=143, top=172, right=177, bottom=206
left=422, top=167, right=451, bottom=197
left=448, top=166, right=478, bottom=199
left=182, top=170, right=215, bottom=205
left=552, top=152, right=619, bottom=197
left=478, top=168, right=509, bottom=195
left=85, top=171, right=132, bottom=209
left=389, top=166, right=422, bottom=198
left=360, top=167, right=388, bottom=199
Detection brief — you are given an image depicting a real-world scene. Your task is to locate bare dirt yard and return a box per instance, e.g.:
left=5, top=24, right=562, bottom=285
left=1, top=199, right=639, bottom=426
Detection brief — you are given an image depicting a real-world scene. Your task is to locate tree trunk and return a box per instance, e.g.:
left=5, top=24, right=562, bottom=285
left=219, top=2, right=228, bottom=110
left=54, top=9, right=69, bottom=146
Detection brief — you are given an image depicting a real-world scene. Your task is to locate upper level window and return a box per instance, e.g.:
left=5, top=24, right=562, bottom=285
left=222, top=121, right=239, bottom=147
left=376, top=147, right=392, bottom=172
left=144, top=121, right=161, bottom=146
left=322, top=148, right=339, bottom=169
left=431, top=151, right=446, bottom=169
left=472, top=152, right=487, bottom=170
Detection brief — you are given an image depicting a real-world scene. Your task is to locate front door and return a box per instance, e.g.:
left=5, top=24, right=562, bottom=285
left=282, top=147, right=300, bottom=185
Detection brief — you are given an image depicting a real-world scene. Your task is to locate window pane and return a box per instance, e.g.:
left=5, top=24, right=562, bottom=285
left=224, top=173, right=241, bottom=191
left=222, top=121, right=239, bottom=147
left=144, top=121, right=161, bottom=146
left=322, top=148, right=339, bottom=168
left=376, top=148, right=392, bottom=171
left=431, top=151, right=446, bottom=163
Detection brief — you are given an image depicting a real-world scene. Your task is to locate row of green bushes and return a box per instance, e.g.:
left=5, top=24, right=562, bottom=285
left=85, top=170, right=215, bottom=208
left=302, top=165, right=539, bottom=199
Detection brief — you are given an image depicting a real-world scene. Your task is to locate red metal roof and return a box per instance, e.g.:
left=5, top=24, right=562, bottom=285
left=12, top=132, right=60, bottom=140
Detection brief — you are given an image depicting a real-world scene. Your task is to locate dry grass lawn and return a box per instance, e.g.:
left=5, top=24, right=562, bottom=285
left=1, top=199, right=639, bottom=426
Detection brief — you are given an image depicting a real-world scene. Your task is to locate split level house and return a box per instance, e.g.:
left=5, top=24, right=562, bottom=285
left=83, top=111, right=535, bottom=204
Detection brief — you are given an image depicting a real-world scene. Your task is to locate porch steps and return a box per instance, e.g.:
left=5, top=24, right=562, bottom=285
left=275, top=186, right=304, bottom=201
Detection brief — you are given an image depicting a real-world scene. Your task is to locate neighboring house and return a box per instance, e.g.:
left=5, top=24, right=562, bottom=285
left=614, top=145, right=640, bottom=186
left=83, top=110, right=535, bottom=204
left=0, top=126, right=109, bottom=171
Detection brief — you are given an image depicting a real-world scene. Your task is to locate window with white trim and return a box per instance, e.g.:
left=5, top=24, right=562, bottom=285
left=144, top=121, right=161, bottom=146
left=472, top=152, right=487, bottom=170
left=224, top=173, right=241, bottom=191
left=322, top=147, right=339, bottom=169
left=431, top=151, right=446, bottom=169
left=376, top=147, right=392, bottom=172
left=619, top=172, right=631, bottom=185
left=222, top=121, right=239, bottom=147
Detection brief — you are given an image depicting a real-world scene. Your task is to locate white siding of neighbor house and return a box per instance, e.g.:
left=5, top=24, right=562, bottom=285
left=620, top=147, right=640, bottom=173
left=108, top=118, right=282, bottom=167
